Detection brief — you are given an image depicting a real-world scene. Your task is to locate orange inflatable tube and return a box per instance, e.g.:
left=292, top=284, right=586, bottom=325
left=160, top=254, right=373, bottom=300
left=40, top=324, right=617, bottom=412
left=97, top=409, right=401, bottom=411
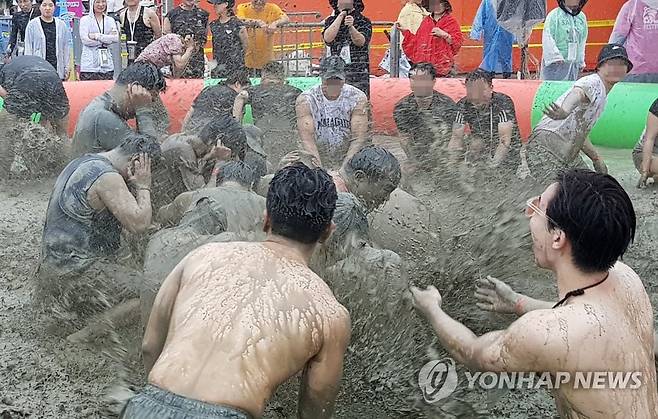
left=63, top=78, right=541, bottom=139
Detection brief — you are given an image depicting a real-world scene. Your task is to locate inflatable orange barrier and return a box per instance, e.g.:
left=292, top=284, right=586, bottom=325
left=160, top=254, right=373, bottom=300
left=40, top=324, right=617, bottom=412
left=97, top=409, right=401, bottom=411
left=63, top=78, right=541, bottom=140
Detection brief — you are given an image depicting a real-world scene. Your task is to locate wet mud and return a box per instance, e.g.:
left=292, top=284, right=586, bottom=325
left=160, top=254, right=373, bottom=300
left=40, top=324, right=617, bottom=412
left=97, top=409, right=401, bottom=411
left=0, top=141, right=656, bottom=418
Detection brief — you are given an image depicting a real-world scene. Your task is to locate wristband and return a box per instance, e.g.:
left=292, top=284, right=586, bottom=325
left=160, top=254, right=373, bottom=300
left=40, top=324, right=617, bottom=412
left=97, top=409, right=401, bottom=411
left=138, top=187, right=151, bottom=192
left=514, top=297, right=525, bottom=316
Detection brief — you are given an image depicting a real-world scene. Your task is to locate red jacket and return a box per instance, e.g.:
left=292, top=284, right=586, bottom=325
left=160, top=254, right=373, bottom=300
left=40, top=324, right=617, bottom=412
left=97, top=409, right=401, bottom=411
left=402, top=13, right=463, bottom=76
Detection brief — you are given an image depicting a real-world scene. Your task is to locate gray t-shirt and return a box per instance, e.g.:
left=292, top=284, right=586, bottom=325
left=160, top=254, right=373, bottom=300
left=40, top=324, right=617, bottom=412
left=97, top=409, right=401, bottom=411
left=301, top=83, right=366, bottom=168
left=71, top=92, right=159, bottom=156
left=535, top=74, right=608, bottom=144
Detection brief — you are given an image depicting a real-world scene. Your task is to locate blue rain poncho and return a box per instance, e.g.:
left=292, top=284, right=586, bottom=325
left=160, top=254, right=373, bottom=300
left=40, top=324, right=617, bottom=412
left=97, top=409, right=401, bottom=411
left=470, top=0, right=515, bottom=74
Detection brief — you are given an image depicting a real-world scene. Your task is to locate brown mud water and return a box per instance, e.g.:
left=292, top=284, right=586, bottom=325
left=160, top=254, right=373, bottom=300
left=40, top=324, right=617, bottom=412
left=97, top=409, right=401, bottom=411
left=1, top=136, right=656, bottom=417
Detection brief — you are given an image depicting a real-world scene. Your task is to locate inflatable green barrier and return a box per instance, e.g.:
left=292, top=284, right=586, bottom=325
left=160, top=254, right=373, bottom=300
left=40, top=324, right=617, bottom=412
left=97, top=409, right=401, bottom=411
left=204, top=77, right=321, bottom=124
left=531, top=81, right=658, bottom=149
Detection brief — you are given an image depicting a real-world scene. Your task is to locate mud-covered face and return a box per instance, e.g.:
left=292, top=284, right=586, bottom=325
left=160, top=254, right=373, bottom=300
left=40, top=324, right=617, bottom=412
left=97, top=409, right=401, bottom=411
left=409, top=70, right=435, bottom=98
left=352, top=175, right=397, bottom=211
left=40, top=0, right=55, bottom=19
left=18, top=0, right=32, bottom=13
left=94, top=0, right=107, bottom=14
left=598, top=59, right=630, bottom=84
left=527, top=183, right=561, bottom=269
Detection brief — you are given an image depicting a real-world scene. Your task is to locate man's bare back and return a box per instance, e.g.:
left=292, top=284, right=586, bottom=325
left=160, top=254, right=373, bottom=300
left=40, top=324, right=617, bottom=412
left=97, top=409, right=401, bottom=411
left=145, top=241, right=350, bottom=418
left=539, top=262, right=657, bottom=418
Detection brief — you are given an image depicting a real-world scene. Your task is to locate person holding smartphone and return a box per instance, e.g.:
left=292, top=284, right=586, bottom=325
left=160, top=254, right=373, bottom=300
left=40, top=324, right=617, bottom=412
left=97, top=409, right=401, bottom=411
left=323, top=0, right=372, bottom=97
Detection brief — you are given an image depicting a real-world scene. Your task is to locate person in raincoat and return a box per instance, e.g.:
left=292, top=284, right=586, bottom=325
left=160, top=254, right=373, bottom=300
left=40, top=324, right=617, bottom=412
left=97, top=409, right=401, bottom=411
left=540, top=0, right=588, bottom=81
left=79, top=0, right=121, bottom=80
left=610, top=0, right=658, bottom=83
left=470, top=0, right=515, bottom=78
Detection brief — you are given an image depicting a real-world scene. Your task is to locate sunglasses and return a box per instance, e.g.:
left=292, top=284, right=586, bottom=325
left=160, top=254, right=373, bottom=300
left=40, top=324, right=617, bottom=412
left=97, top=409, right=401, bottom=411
left=525, top=196, right=559, bottom=228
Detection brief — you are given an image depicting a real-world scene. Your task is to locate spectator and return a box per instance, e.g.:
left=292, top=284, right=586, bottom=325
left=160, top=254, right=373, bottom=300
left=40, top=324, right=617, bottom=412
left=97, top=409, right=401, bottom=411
left=323, top=0, right=372, bottom=97
left=634, top=98, right=658, bottom=188
left=24, top=0, right=71, bottom=80
left=208, top=0, right=247, bottom=78
left=297, top=56, right=369, bottom=170
left=163, top=0, right=209, bottom=78
left=449, top=69, right=521, bottom=171
left=72, top=61, right=166, bottom=155
left=470, top=0, right=515, bottom=78
left=401, top=0, right=463, bottom=78
left=120, top=0, right=161, bottom=65
left=240, top=61, right=302, bottom=164
left=182, top=70, right=251, bottom=134
left=540, top=0, right=588, bottom=81
left=610, top=0, right=658, bottom=83
left=393, top=62, right=456, bottom=173
left=236, top=0, right=289, bottom=77
left=136, top=33, right=197, bottom=78
left=397, top=0, right=429, bottom=42
left=6, top=0, right=40, bottom=58
left=79, top=0, right=120, bottom=80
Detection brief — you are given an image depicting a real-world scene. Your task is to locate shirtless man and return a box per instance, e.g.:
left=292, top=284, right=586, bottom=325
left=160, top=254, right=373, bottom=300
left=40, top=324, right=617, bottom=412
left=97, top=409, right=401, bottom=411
left=123, top=163, right=350, bottom=419
left=297, top=56, right=369, bottom=169
left=412, top=169, right=658, bottom=418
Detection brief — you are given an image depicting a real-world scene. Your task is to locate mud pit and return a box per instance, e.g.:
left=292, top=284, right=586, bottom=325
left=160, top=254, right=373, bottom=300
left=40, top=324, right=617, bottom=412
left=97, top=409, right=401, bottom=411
left=1, top=144, right=657, bottom=418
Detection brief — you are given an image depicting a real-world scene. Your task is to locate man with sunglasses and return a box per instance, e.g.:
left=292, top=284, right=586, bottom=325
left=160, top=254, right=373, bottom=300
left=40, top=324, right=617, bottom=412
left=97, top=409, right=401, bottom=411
left=411, top=169, right=657, bottom=417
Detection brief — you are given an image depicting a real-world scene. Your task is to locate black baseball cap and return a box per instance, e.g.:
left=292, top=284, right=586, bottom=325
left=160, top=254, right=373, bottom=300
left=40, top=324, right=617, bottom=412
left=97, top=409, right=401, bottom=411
left=596, top=43, right=633, bottom=71
left=208, top=0, right=233, bottom=5
left=319, top=56, right=346, bottom=80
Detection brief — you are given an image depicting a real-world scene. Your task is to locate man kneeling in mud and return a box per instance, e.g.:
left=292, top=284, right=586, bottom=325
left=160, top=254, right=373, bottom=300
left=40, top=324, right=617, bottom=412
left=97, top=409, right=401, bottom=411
left=35, top=134, right=160, bottom=336
left=412, top=169, right=658, bottom=417
left=124, top=163, right=350, bottom=419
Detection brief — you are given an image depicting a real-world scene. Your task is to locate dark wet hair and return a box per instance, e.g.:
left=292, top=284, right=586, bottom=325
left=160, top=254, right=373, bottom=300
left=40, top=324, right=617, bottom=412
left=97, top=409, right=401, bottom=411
left=546, top=169, right=636, bottom=273
left=116, top=61, right=166, bottom=92
left=329, top=192, right=369, bottom=252
left=345, top=146, right=402, bottom=188
left=198, top=114, right=247, bottom=159
left=465, top=68, right=494, bottom=86
left=224, top=70, right=251, bottom=87
left=410, top=62, right=437, bottom=79
left=117, top=134, right=162, bottom=159
left=262, top=61, right=286, bottom=79
left=217, top=161, right=257, bottom=188
left=266, top=163, right=337, bottom=244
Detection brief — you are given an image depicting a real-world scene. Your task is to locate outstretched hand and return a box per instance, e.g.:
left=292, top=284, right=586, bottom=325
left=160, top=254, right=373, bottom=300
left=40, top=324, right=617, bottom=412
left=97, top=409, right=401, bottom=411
left=475, top=275, right=519, bottom=314
left=543, top=102, right=569, bottom=120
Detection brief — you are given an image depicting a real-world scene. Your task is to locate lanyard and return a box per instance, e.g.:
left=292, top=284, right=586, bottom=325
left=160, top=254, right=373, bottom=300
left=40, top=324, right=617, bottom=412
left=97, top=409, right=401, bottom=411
left=95, top=15, right=105, bottom=36
left=127, top=7, right=139, bottom=42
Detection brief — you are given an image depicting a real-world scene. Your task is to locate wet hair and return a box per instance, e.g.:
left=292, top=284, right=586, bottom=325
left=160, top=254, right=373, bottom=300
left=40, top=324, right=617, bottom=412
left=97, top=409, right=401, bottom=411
left=117, top=134, right=162, bottom=160
left=198, top=114, right=247, bottom=159
left=217, top=161, right=257, bottom=188
left=224, top=70, right=251, bottom=87
left=465, top=68, right=494, bottom=86
left=266, top=163, right=337, bottom=244
left=344, top=146, right=402, bottom=188
left=409, top=62, right=437, bottom=79
left=546, top=169, right=636, bottom=273
left=328, top=192, right=369, bottom=254
left=262, top=61, right=286, bottom=79
left=116, top=61, right=166, bottom=93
